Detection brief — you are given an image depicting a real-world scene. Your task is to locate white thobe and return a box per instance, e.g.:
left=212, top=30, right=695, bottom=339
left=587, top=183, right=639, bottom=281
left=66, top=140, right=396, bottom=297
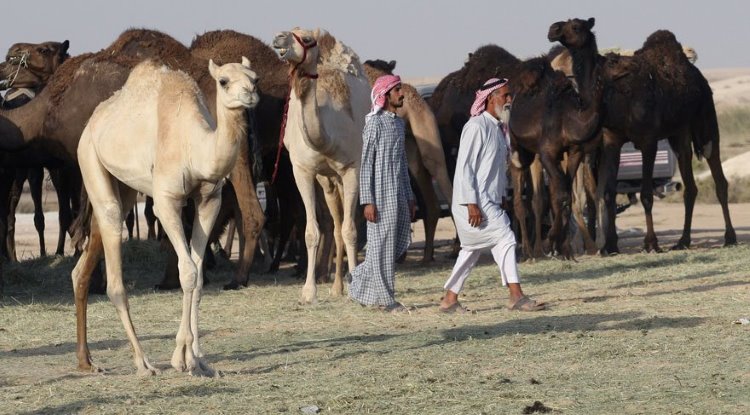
left=445, top=111, right=519, bottom=292
left=452, top=111, right=512, bottom=250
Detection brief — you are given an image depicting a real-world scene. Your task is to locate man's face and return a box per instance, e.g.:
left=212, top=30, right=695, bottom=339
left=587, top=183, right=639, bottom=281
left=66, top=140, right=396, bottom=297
left=488, top=85, right=512, bottom=122
left=386, top=85, right=405, bottom=109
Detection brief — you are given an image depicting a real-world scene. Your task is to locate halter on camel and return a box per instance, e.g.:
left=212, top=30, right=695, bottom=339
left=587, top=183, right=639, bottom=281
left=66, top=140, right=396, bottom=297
left=0, top=50, right=35, bottom=105
left=272, top=33, right=319, bottom=183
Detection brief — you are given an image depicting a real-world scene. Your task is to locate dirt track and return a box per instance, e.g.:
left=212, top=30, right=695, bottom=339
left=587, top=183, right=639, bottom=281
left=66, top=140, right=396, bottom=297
left=11, top=199, right=749, bottom=262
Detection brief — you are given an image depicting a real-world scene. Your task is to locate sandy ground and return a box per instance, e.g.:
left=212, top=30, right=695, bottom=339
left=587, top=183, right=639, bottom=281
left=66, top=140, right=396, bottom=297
left=10, top=198, right=750, bottom=263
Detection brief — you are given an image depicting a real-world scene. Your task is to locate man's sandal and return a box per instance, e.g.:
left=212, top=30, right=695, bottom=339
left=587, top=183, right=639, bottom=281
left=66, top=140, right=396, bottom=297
left=507, top=295, right=546, bottom=312
left=438, top=302, right=471, bottom=314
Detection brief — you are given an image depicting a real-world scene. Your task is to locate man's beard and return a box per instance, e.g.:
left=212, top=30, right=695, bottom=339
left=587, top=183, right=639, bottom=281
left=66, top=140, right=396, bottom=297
left=496, top=103, right=511, bottom=125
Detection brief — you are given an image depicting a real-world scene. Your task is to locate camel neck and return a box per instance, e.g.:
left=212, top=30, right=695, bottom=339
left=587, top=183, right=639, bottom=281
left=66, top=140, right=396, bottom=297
left=293, top=72, right=330, bottom=152
left=199, top=105, right=247, bottom=181
left=0, top=94, right=48, bottom=151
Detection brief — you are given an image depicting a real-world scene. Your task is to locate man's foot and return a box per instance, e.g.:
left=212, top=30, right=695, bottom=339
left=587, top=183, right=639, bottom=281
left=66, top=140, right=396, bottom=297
left=507, top=295, right=546, bottom=312
left=438, top=302, right=471, bottom=314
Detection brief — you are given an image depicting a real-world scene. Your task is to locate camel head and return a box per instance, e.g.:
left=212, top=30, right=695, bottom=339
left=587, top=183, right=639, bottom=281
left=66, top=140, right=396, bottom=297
left=548, top=18, right=595, bottom=49
left=364, top=59, right=396, bottom=74
left=6, top=40, right=70, bottom=78
left=208, top=56, right=259, bottom=110
left=1, top=40, right=70, bottom=89
left=272, top=28, right=321, bottom=70
left=602, top=53, right=638, bottom=82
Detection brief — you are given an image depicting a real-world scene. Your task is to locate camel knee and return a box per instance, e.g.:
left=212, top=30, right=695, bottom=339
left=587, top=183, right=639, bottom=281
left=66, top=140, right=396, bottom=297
left=304, top=223, right=321, bottom=248
left=178, top=260, right=199, bottom=291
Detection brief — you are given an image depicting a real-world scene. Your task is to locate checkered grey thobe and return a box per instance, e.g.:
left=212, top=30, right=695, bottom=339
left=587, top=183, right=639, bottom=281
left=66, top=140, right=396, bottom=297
left=349, top=110, right=414, bottom=307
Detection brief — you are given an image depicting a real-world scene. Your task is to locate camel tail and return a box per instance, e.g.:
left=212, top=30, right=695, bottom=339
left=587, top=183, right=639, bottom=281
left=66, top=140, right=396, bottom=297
left=692, top=94, right=719, bottom=162
left=70, top=187, right=92, bottom=252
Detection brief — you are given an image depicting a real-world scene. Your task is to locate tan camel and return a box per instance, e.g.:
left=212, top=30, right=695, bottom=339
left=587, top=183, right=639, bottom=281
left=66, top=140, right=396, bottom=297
left=72, top=58, right=258, bottom=376
left=363, top=59, right=454, bottom=262
left=272, top=28, right=370, bottom=303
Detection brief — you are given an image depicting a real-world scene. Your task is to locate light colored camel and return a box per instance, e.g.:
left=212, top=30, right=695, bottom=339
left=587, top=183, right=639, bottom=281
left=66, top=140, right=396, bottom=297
left=72, top=57, right=258, bottom=375
left=362, top=60, right=454, bottom=262
left=272, top=28, right=370, bottom=303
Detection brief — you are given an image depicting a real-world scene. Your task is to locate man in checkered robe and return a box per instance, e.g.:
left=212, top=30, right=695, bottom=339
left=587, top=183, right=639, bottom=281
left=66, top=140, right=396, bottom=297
left=348, top=75, right=415, bottom=311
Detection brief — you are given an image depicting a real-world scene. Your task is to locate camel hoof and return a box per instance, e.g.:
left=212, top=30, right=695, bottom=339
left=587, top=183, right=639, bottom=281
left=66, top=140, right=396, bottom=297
left=670, top=243, right=689, bottom=251
left=223, top=280, right=246, bottom=291
left=137, top=367, right=160, bottom=377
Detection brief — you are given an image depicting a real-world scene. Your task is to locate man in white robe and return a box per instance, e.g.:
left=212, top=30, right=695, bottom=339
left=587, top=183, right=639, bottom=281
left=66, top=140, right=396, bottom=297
left=439, top=78, right=545, bottom=313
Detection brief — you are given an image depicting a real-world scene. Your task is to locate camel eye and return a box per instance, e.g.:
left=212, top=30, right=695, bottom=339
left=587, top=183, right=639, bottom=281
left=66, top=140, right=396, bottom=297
left=219, top=78, right=228, bottom=87
left=303, top=37, right=312, bottom=44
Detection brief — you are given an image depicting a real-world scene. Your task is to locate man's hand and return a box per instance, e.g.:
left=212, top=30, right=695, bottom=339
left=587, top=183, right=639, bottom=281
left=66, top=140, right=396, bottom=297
left=409, top=200, right=416, bottom=221
left=467, top=203, right=483, bottom=228
left=364, top=204, right=378, bottom=223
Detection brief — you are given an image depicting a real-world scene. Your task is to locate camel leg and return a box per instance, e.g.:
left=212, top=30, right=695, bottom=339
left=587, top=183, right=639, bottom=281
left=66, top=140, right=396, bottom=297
left=144, top=196, right=157, bottom=240
left=0, top=171, right=14, bottom=261
left=530, top=156, right=546, bottom=258
left=292, top=167, right=320, bottom=304
left=177, top=184, right=222, bottom=377
left=704, top=138, right=736, bottom=246
left=407, top=138, right=439, bottom=263
left=314, top=184, right=335, bottom=284
left=596, top=138, right=621, bottom=255
left=671, top=136, right=697, bottom=250
left=316, top=176, right=345, bottom=296
left=638, top=141, right=660, bottom=252
left=49, top=169, right=73, bottom=256
left=71, top=214, right=104, bottom=373
left=78, top=137, right=158, bottom=376
left=580, top=155, right=599, bottom=255
left=226, top=147, right=264, bottom=288
left=222, top=219, right=235, bottom=258
left=339, top=168, right=360, bottom=290
left=27, top=168, right=46, bottom=257
left=511, top=162, right=533, bottom=260
left=6, top=170, right=25, bottom=261
left=539, top=154, right=565, bottom=257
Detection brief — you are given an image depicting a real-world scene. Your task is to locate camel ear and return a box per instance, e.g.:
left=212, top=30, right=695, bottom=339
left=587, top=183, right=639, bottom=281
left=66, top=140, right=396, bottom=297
left=586, top=17, right=595, bottom=29
left=61, top=40, right=70, bottom=54
left=241, top=56, right=251, bottom=69
left=389, top=60, right=397, bottom=70
left=208, top=59, right=219, bottom=79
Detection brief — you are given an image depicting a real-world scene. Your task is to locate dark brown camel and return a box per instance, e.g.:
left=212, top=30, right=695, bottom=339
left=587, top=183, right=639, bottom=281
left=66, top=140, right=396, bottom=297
left=0, top=40, right=79, bottom=260
left=363, top=59, right=453, bottom=263
left=429, top=45, right=522, bottom=179
left=508, top=18, right=606, bottom=259
left=596, top=31, right=736, bottom=253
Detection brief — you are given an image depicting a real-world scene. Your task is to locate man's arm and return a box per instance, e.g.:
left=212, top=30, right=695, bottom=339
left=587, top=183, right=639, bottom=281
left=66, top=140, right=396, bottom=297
left=360, top=118, right=378, bottom=222
left=456, top=122, right=485, bottom=227
left=455, top=123, right=483, bottom=206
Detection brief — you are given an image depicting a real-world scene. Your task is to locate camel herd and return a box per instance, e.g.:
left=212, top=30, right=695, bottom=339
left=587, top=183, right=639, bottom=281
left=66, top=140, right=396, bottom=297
left=0, top=18, right=737, bottom=376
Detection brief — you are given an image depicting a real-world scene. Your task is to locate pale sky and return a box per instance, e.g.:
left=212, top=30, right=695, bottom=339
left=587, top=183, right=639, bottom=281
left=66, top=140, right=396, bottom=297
left=2, top=0, right=748, bottom=80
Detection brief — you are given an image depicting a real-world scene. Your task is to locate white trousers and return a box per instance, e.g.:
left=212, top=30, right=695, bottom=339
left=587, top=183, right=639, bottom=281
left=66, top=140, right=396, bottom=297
left=443, top=239, right=520, bottom=294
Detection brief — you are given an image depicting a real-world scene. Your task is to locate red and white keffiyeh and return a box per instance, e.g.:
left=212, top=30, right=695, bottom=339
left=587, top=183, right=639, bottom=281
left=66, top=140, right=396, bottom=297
left=369, top=74, right=401, bottom=114
left=470, top=77, right=509, bottom=116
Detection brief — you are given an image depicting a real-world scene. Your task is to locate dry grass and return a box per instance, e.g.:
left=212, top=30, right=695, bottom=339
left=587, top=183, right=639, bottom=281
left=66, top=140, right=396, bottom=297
left=1, top=240, right=748, bottom=414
